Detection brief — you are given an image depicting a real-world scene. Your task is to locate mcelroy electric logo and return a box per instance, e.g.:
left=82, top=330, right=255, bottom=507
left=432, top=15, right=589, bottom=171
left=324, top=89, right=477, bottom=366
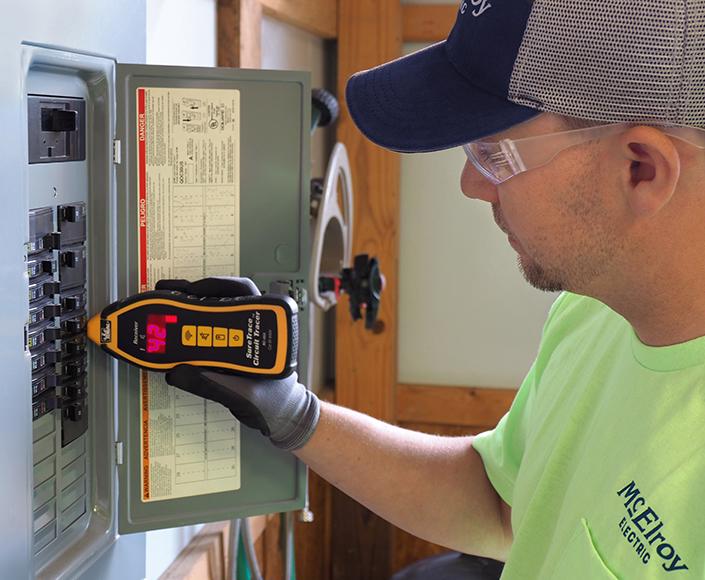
left=617, top=481, right=688, bottom=573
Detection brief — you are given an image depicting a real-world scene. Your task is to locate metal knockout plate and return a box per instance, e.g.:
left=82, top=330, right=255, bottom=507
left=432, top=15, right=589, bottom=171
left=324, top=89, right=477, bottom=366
left=115, top=64, right=310, bottom=533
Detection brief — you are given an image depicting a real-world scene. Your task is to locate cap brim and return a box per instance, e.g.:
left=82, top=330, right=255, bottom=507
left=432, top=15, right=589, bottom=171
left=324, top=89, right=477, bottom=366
left=346, top=41, right=541, bottom=153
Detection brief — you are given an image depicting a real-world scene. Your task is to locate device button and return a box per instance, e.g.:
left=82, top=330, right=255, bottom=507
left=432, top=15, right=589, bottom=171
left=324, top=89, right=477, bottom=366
left=229, top=329, right=244, bottom=347
left=197, top=326, right=213, bottom=347
left=213, top=328, right=228, bottom=347
left=182, top=325, right=197, bottom=347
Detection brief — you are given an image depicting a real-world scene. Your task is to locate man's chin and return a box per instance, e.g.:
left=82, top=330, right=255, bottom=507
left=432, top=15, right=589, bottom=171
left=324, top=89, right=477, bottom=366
left=518, top=255, right=565, bottom=293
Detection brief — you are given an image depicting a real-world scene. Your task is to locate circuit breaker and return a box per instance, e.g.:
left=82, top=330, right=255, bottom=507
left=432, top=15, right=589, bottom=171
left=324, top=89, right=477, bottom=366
left=24, top=44, right=310, bottom=578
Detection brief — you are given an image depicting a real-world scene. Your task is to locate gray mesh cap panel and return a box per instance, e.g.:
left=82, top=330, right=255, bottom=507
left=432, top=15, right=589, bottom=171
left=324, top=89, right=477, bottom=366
left=508, top=0, right=705, bottom=127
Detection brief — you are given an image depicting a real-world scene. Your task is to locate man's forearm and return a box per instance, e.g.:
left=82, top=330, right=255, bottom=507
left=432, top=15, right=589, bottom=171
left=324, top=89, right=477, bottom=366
left=294, top=401, right=511, bottom=560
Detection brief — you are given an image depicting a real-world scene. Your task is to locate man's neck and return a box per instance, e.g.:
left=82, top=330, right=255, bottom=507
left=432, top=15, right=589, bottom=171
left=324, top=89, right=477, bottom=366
left=596, top=273, right=705, bottom=347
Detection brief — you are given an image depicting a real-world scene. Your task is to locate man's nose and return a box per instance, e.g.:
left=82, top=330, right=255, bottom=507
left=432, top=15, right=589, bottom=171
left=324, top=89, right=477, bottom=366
left=460, top=160, right=499, bottom=203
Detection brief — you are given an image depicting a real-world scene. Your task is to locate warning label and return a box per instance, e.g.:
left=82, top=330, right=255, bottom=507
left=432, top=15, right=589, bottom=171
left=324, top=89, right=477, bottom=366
left=137, top=87, right=241, bottom=287
left=140, top=374, right=240, bottom=502
left=137, top=87, right=242, bottom=502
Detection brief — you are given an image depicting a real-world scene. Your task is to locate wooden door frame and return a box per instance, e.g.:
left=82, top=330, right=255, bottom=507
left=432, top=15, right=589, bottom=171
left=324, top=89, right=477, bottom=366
left=217, top=2, right=464, bottom=424
left=217, top=0, right=337, bottom=69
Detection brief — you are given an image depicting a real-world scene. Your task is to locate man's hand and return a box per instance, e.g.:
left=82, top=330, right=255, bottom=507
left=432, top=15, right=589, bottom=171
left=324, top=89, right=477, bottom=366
left=165, top=367, right=319, bottom=450
left=156, top=277, right=320, bottom=451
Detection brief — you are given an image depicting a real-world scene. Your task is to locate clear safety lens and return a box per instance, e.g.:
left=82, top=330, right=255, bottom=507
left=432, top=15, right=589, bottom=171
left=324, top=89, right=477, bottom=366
left=462, top=141, right=516, bottom=184
left=463, top=123, right=705, bottom=185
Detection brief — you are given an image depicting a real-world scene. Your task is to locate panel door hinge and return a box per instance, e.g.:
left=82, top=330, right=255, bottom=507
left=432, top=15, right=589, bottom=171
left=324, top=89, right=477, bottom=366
left=112, top=140, right=122, bottom=164
left=115, top=441, right=124, bottom=465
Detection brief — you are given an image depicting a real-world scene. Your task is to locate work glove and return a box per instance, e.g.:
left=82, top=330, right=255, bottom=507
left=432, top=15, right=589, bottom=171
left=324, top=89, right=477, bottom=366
left=155, top=277, right=320, bottom=451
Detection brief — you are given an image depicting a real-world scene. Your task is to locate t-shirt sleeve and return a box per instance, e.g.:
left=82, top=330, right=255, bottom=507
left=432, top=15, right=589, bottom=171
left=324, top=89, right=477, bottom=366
left=472, top=292, right=572, bottom=506
left=471, top=364, right=537, bottom=507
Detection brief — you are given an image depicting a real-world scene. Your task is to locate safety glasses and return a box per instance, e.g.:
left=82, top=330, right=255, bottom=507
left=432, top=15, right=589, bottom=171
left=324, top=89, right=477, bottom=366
left=462, top=123, right=705, bottom=185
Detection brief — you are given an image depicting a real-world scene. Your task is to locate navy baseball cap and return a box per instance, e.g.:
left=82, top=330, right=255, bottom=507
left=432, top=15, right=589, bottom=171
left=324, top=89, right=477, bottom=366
left=345, top=0, right=541, bottom=153
left=346, top=0, right=705, bottom=153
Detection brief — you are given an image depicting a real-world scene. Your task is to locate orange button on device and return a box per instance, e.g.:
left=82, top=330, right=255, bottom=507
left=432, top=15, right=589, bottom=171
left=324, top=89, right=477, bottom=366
left=213, top=328, right=228, bottom=347
left=182, top=325, right=197, bottom=347
left=229, top=329, right=244, bottom=347
left=197, top=326, right=213, bottom=347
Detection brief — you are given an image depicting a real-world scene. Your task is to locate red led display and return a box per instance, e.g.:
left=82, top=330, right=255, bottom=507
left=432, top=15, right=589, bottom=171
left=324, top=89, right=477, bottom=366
left=146, top=314, right=178, bottom=353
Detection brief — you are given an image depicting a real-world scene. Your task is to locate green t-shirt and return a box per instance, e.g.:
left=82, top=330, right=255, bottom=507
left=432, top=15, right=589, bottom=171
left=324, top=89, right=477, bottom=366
left=473, top=292, right=705, bottom=579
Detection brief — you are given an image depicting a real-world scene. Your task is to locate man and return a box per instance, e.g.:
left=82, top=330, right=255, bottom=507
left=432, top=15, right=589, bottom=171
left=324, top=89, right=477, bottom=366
left=167, top=0, right=705, bottom=577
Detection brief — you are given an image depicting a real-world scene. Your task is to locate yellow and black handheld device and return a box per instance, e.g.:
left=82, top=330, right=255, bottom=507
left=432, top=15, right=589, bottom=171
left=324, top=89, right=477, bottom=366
left=87, top=290, right=298, bottom=378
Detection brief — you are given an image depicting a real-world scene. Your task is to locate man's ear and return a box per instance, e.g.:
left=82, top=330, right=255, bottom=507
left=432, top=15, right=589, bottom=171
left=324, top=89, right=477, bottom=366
left=616, top=126, right=681, bottom=218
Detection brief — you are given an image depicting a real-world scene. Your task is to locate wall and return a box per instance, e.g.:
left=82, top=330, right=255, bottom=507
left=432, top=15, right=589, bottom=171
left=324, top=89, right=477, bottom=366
left=147, top=0, right=217, bottom=67
left=397, top=4, right=557, bottom=389
left=144, top=2, right=333, bottom=578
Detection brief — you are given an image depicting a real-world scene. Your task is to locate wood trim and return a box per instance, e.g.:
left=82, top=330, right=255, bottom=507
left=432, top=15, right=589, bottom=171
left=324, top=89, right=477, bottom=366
left=259, top=0, right=337, bottom=39
left=402, top=4, right=457, bottom=43
left=397, top=383, right=517, bottom=427
left=217, top=0, right=262, bottom=68
left=158, top=517, right=273, bottom=580
left=333, top=2, right=402, bottom=578
left=261, top=514, right=284, bottom=579
left=159, top=521, right=229, bottom=580
left=335, top=0, right=402, bottom=423
left=397, top=421, right=489, bottom=437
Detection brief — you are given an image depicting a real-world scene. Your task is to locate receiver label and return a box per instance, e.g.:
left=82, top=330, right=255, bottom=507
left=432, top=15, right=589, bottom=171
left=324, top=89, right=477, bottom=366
left=137, top=87, right=241, bottom=502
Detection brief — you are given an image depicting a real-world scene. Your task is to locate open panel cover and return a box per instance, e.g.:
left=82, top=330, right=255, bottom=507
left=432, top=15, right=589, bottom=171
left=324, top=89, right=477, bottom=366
left=114, top=64, right=310, bottom=533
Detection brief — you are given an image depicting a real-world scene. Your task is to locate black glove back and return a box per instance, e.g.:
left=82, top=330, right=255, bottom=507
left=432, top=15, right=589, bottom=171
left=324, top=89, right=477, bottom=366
left=158, top=277, right=320, bottom=450
left=155, top=277, right=261, bottom=298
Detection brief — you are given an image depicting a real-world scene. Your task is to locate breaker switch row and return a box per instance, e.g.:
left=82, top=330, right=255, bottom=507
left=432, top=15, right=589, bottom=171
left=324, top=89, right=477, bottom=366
left=28, top=204, right=89, bottom=447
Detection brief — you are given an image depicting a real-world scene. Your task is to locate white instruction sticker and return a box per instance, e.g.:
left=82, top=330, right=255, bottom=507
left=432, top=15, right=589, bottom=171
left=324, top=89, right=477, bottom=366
left=136, top=87, right=242, bottom=502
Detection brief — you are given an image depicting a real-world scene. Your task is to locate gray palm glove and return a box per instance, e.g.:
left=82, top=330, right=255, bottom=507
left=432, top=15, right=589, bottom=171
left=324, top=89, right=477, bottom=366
left=156, top=276, right=320, bottom=451
left=165, top=366, right=320, bottom=451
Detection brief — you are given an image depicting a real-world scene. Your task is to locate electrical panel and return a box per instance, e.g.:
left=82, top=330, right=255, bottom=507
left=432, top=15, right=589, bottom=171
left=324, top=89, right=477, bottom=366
left=23, top=44, right=310, bottom=578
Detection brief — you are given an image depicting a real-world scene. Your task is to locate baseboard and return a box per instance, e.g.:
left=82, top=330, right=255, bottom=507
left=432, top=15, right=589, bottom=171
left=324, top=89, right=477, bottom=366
left=396, top=383, right=516, bottom=428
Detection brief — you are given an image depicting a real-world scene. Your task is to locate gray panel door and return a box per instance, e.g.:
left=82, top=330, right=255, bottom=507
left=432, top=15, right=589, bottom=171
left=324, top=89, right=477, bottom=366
left=115, top=64, right=310, bottom=533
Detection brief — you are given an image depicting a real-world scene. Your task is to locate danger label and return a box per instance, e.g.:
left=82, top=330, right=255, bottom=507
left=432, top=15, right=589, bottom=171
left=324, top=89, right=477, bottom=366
left=137, top=87, right=242, bottom=502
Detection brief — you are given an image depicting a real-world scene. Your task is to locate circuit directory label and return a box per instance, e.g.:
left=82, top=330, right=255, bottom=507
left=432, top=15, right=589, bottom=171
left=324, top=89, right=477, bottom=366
left=136, top=87, right=242, bottom=502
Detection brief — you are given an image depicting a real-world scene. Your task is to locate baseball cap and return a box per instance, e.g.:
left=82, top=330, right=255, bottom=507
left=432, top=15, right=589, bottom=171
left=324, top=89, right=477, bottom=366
left=346, top=0, right=705, bottom=153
